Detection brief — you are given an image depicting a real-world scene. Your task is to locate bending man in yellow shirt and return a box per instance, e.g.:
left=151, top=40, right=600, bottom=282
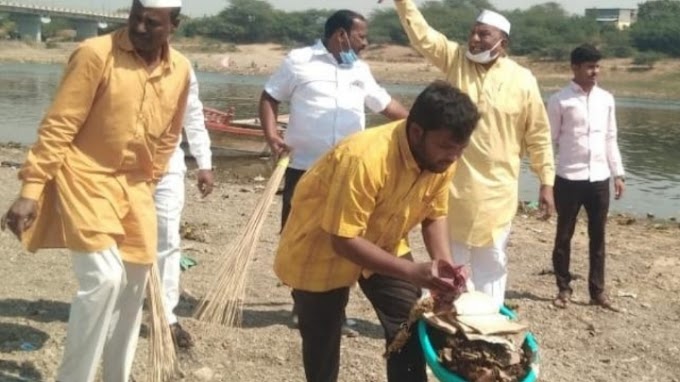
left=1, top=0, right=191, bottom=381
left=386, top=0, right=555, bottom=308
left=275, top=81, right=479, bottom=382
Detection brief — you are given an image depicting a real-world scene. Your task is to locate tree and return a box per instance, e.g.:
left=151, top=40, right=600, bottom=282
left=631, top=0, right=680, bottom=56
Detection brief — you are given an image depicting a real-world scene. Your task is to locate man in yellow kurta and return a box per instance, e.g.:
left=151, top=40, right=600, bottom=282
left=1, top=1, right=190, bottom=381
left=275, top=81, right=478, bottom=382
left=386, top=0, right=555, bottom=308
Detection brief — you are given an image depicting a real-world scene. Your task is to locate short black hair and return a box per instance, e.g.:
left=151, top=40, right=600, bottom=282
left=407, top=80, right=480, bottom=143
left=324, top=10, right=365, bottom=39
left=571, top=43, right=602, bottom=65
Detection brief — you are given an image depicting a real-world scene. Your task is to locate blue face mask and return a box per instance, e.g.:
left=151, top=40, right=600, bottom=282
left=339, top=49, right=359, bottom=68
left=338, top=31, right=359, bottom=68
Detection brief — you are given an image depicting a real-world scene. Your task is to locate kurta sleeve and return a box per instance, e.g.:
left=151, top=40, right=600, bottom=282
left=152, top=75, right=190, bottom=183
left=19, top=45, right=105, bottom=200
left=184, top=70, right=212, bottom=170
left=395, top=0, right=461, bottom=74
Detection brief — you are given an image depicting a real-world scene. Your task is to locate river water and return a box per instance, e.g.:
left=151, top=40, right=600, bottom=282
left=1, top=62, right=679, bottom=218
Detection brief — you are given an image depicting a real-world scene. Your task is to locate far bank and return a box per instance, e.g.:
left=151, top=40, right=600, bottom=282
left=1, top=39, right=679, bottom=100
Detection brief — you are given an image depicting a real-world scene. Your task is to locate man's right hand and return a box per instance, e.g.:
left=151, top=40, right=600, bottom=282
left=1, top=197, right=38, bottom=240
left=266, top=134, right=289, bottom=157
left=406, top=261, right=460, bottom=294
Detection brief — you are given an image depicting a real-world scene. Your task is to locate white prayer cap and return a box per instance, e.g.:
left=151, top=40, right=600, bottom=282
left=139, top=0, right=182, bottom=7
left=476, top=10, right=511, bottom=36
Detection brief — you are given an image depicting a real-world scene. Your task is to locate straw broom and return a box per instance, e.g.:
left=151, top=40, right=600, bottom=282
left=146, top=263, right=181, bottom=382
left=194, top=155, right=289, bottom=326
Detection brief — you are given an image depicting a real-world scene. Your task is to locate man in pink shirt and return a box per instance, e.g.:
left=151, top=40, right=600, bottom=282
left=547, top=44, right=625, bottom=311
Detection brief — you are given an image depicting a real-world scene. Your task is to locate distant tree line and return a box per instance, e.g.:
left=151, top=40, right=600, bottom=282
left=2, top=0, right=679, bottom=62
left=179, top=0, right=680, bottom=62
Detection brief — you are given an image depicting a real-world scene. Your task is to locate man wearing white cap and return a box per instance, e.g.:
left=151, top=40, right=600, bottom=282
left=382, top=0, right=555, bottom=308
left=1, top=0, right=190, bottom=381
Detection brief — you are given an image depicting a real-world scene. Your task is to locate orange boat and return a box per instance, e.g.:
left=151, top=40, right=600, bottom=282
left=202, top=107, right=287, bottom=157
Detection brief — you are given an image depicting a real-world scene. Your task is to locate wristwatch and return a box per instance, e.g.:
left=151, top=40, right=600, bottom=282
left=615, top=175, right=625, bottom=183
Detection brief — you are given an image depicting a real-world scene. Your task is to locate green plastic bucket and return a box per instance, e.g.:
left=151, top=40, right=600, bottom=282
left=417, top=305, right=540, bottom=382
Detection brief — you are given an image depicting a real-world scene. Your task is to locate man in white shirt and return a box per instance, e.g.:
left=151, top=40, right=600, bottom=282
left=259, top=9, right=408, bottom=333
left=547, top=44, right=625, bottom=311
left=156, top=68, right=214, bottom=347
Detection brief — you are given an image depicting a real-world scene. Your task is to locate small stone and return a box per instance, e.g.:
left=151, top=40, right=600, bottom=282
left=239, top=188, right=251, bottom=193
left=192, top=367, right=215, bottom=381
left=253, top=175, right=266, bottom=182
left=616, top=291, right=637, bottom=299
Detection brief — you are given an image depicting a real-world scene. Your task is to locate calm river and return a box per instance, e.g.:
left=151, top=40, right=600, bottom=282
left=1, top=62, right=678, bottom=218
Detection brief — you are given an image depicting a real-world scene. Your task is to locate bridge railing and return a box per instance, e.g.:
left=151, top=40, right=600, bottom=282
left=0, top=1, right=128, bottom=22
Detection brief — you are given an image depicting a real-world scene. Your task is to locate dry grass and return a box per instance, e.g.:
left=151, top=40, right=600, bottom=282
left=193, top=155, right=289, bottom=326
left=146, top=264, right=181, bottom=382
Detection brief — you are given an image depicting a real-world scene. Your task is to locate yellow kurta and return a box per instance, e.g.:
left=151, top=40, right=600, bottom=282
left=396, top=0, right=555, bottom=247
left=18, top=28, right=191, bottom=264
left=274, top=121, right=455, bottom=292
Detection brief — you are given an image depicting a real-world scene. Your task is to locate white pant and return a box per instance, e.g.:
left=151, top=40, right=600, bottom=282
left=57, top=247, right=149, bottom=382
left=154, top=170, right=186, bottom=325
left=451, top=225, right=512, bottom=308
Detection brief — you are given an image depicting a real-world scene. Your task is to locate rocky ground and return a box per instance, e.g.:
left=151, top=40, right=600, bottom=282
left=0, top=146, right=679, bottom=382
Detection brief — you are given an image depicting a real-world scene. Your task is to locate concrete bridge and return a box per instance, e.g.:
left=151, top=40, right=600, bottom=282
left=0, top=1, right=127, bottom=42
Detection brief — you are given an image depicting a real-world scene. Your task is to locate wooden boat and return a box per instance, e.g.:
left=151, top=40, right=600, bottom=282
left=201, top=107, right=287, bottom=157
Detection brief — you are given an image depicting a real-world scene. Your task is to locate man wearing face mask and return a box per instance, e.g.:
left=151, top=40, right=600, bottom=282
left=259, top=9, right=408, bottom=332
left=384, top=0, right=555, bottom=308
left=1, top=0, right=190, bottom=381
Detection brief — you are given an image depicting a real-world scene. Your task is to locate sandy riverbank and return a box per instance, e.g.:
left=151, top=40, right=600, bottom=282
left=2, top=39, right=680, bottom=100
left=0, top=145, right=679, bottom=381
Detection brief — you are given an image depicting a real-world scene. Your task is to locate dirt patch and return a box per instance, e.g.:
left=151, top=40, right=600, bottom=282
left=0, top=146, right=679, bottom=381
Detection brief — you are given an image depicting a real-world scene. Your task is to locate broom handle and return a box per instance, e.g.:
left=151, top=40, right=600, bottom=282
left=276, top=154, right=290, bottom=169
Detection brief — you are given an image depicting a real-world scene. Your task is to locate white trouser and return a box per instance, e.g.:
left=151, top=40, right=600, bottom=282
left=451, top=225, right=512, bottom=308
left=154, top=169, right=186, bottom=325
left=57, top=247, right=149, bottom=382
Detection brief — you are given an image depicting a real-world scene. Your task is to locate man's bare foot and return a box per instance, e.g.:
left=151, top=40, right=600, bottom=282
left=552, top=290, right=572, bottom=309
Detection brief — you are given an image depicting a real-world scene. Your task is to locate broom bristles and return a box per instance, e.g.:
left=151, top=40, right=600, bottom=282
left=147, top=263, right=181, bottom=382
left=194, top=155, right=289, bottom=326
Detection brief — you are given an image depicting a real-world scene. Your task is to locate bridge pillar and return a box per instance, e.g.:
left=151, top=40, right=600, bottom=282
left=75, top=20, right=99, bottom=42
left=15, top=15, right=42, bottom=42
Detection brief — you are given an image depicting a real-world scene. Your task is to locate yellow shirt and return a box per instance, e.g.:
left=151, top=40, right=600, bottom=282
left=274, top=121, right=455, bottom=292
left=18, top=28, right=191, bottom=264
left=396, top=0, right=555, bottom=247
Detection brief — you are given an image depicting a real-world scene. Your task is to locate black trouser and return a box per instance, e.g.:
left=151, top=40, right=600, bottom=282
left=281, top=167, right=306, bottom=231
left=292, top=269, right=425, bottom=382
left=552, top=176, right=610, bottom=299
